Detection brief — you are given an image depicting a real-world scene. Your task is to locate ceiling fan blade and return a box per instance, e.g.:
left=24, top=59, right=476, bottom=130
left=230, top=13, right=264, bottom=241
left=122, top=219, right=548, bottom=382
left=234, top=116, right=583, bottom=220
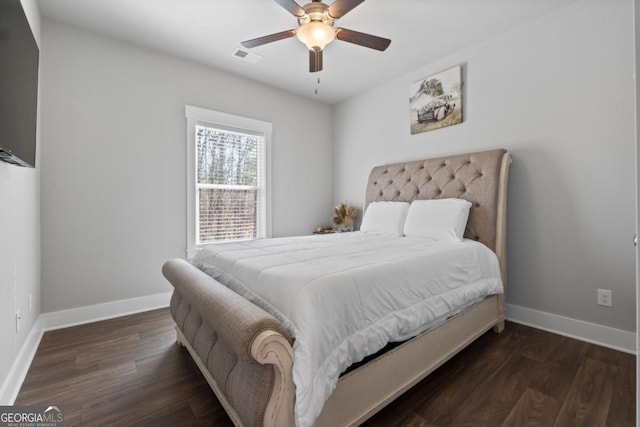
left=328, top=0, right=365, bottom=19
left=241, top=30, right=296, bottom=48
left=335, top=28, right=391, bottom=51
left=309, top=47, right=323, bottom=73
left=274, top=0, right=306, bottom=17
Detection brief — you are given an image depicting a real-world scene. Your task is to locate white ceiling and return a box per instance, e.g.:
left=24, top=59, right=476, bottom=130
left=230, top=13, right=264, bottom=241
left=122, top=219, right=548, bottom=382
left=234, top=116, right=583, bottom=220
left=37, top=0, right=580, bottom=104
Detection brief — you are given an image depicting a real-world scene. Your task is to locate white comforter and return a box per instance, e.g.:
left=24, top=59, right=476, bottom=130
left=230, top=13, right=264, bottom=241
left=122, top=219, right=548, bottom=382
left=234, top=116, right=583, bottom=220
left=191, top=232, right=503, bottom=427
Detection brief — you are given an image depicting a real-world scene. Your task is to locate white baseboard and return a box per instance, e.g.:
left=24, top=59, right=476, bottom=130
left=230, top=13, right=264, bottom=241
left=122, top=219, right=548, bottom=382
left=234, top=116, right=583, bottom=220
left=0, top=318, right=43, bottom=405
left=506, top=303, right=636, bottom=354
left=0, top=292, right=172, bottom=404
left=39, top=292, right=172, bottom=331
left=2, top=298, right=634, bottom=404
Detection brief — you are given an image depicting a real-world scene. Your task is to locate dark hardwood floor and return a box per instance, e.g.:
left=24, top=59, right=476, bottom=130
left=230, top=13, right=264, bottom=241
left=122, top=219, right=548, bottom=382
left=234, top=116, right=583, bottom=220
left=16, top=308, right=635, bottom=426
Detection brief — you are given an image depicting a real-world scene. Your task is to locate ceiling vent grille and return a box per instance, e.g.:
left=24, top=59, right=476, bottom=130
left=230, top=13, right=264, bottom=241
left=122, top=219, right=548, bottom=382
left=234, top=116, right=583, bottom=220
left=232, top=48, right=261, bottom=64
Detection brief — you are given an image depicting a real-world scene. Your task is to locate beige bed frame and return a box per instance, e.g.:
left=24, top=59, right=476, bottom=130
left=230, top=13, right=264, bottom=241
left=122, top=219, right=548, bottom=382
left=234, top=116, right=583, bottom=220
left=163, top=148, right=511, bottom=427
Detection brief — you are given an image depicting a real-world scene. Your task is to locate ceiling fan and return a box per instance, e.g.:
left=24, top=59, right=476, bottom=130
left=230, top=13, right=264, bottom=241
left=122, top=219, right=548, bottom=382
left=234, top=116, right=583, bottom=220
left=241, top=0, right=391, bottom=73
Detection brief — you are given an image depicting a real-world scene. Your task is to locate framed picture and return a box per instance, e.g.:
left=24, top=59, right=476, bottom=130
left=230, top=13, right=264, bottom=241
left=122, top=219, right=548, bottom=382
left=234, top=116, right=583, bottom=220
left=409, top=65, right=463, bottom=135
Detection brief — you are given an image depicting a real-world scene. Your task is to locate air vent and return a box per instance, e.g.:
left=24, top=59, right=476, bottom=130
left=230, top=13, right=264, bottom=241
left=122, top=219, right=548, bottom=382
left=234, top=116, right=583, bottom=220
left=232, top=47, right=261, bottom=64
left=235, top=49, right=248, bottom=58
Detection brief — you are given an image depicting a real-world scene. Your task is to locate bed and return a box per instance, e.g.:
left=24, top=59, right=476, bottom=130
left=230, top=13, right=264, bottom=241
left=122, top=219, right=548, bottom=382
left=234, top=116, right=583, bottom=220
left=162, top=148, right=511, bottom=427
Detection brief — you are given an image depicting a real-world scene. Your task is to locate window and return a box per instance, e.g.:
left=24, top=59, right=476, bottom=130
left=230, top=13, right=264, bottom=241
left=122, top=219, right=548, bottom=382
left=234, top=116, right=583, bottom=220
left=186, top=106, right=271, bottom=257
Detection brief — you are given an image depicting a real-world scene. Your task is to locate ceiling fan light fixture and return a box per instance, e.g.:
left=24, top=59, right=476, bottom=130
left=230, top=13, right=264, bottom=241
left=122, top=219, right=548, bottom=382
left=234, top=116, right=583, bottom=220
left=241, top=0, right=391, bottom=73
left=296, top=21, right=335, bottom=50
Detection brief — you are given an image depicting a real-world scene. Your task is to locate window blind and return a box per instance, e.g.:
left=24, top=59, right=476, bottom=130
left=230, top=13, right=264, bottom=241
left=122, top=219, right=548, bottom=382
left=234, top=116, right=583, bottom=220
left=195, top=124, right=266, bottom=243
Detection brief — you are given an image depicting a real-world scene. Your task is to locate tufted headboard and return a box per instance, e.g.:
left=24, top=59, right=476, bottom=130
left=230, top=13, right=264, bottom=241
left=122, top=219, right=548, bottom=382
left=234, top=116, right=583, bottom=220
left=365, top=149, right=511, bottom=259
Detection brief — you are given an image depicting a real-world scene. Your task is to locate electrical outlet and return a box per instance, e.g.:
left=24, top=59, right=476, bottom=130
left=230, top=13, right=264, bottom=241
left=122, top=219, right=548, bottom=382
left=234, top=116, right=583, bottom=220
left=597, top=288, right=612, bottom=307
left=15, top=310, right=21, bottom=333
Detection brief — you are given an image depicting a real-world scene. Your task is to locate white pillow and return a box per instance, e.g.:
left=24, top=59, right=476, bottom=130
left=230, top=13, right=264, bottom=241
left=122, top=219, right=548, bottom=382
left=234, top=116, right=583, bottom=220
left=403, top=198, right=472, bottom=242
left=360, top=201, right=410, bottom=236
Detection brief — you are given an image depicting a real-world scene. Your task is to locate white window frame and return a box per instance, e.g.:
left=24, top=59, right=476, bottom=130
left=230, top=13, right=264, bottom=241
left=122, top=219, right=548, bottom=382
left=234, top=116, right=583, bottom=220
left=185, top=105, right=272, bottom=258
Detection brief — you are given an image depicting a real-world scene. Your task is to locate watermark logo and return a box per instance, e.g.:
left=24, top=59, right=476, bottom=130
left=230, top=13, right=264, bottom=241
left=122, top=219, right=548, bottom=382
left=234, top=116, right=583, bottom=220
left=0, top=406, right=63, bottom=427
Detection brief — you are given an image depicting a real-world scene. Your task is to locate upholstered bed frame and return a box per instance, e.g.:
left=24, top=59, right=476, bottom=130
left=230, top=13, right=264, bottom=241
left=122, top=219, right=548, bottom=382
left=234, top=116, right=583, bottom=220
left=162, top=148, right=511, bottom=427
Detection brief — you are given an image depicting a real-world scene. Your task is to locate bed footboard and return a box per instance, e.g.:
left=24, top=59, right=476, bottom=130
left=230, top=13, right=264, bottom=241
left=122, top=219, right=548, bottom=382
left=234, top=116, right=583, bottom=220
left=162, top=148, right=511, bottom=427
left=162, top=259, right=295, bottom=427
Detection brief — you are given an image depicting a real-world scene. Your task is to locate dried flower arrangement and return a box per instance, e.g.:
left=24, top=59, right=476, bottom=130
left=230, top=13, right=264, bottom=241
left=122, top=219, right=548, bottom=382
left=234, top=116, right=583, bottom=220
left=332, top=203, right=359, bottom=232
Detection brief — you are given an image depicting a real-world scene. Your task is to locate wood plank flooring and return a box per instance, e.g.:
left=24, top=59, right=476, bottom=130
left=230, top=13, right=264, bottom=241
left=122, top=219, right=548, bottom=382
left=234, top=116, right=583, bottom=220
left=15, top=308, right=635, bottom=426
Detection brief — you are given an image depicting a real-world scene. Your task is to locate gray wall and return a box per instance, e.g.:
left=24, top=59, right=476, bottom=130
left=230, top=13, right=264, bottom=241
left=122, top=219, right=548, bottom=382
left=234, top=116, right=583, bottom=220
left=333, top=0, right=636, bottom=332
left=8, top=0, right=637, bottom=358
left=40, top=20, right=334, bottom=313
left=0, top=0, right=41, bottom=401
